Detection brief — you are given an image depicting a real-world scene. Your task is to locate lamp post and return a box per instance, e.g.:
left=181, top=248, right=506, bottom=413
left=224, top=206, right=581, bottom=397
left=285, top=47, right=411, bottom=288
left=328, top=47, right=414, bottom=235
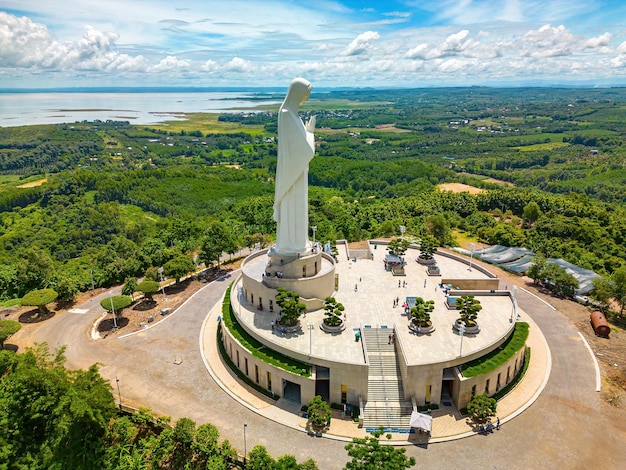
left=307, top=322, right=315, bottom=359
left=158, top=267, right=166, bottom=300
left=458, top=321, right=466, bottom=358
left=109, top=292, right=118, bottom=330
left=400, top=225, right=405, bottom=238
left=116, top=376, right=122, bottom=410
left=468, top=242, right=475, bottom=272
left=312, top=225, right=317, bottom=245
left=243, top=423, right=247, bottom=463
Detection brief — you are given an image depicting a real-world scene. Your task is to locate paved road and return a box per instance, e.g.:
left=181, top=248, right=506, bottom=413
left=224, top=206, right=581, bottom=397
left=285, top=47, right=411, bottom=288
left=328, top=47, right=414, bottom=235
left=17, top=274, right=626, bottom=469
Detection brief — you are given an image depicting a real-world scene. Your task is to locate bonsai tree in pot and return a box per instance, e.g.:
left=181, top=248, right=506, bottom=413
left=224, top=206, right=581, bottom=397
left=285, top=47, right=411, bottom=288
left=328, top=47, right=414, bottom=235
left=275, top=287, right=306, bottom=326
left=323, top=297, right=345, bottom=327
left=387, top=237, right=410, bottom=257
left=410, top=297, right=435, bottom=328
left=418, top=235, right=438, bottom=262
left=456, top=295, right=482, bottom=328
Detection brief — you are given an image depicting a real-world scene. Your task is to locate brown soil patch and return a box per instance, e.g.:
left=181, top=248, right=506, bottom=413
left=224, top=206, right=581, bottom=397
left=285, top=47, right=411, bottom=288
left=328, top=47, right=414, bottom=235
left=16, top=178, right=48, bottom=188
left=438, top=183, right=485, bottom=194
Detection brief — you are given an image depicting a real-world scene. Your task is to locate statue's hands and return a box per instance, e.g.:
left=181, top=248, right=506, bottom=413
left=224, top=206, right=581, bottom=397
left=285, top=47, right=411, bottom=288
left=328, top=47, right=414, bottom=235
left=306, top=115, right=316, bottom=133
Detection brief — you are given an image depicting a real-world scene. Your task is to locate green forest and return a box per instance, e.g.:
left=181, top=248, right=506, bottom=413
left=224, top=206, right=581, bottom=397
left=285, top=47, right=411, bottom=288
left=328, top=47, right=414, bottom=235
left=1, top=87, right=626, bottom=305
left=2, top=86, right=626, bottom=468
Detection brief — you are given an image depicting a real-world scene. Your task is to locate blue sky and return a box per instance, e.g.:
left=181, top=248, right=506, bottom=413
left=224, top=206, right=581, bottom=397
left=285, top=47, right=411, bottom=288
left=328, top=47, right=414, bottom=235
left=1, top=0, right=626, bottom=88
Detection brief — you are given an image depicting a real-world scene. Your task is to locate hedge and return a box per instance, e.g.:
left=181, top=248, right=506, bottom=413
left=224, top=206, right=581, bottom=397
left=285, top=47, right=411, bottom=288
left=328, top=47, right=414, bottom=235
left=220, top=284, right=311, bottom=377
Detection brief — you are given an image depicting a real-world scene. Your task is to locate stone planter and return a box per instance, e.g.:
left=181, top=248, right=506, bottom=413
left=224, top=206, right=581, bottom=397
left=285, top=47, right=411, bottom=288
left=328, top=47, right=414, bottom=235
left=453, top=319, right=480, bottom=334
left=417, top=256, right=437, bottom=266
left=409, top=322, right=435, bottom=334
left=321, top=321, right=346, bottom=333
left=280, top=321, right=302, bottom=334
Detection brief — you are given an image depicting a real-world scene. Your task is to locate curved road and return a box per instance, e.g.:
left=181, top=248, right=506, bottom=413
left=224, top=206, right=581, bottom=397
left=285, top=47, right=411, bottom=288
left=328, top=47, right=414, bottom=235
left=18, top=274, right=626, bottom=469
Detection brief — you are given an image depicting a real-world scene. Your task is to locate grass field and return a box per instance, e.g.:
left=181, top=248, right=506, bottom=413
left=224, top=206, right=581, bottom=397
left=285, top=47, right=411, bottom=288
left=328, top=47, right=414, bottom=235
left=516, top=142, right=569, bottom=152
left=147, top=113, right=267, bottom=136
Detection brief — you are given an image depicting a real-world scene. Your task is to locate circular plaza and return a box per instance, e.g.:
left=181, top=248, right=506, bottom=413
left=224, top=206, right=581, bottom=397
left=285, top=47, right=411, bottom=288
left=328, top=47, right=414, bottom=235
left=218, top=240, right=531, bottom=433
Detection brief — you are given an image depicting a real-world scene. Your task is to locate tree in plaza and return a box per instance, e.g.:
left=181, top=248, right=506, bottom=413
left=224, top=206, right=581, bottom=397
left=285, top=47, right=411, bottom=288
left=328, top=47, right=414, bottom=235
left=21, top=288, right=59, bottom=318
left=410, top=297, right=435, bottom=328
left=344, top=427, right=416, bottom=470
left=163, top=255, right=195, bottom=283
left=137, top=279, right=160, bottom=302
left=275, top=287, right=306, bottom=326
left=307, top=395, right=332, bottom=430
left=418, top=235, right=438, bottom=260
left=0, top=320, right=21, bottom=349
left=457, top=295, right=482, bottom=327
left=323, top=296, right=345, bottom=327
left=467, top=393, right=497, bottom=423
left=387, top=237, right=410, bottom=257
left=121, top=276, right=138, bottom=301
left=100, top=295, right=132, bottom=323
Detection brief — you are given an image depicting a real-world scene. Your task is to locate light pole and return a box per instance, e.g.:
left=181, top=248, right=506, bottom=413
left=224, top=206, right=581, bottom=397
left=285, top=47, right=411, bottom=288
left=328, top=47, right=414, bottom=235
left=307, top=322, right=315, bottom=358
left=158, top=267, right=166, bottom=300
left=511, top=286, right=518, bottom=323
left=468, top=242, right=475, bottom=272
left=312, top=226, right=317, bottom=245
left=90, top=269, right=95, bottom=291
left=243, top=423, right=247, bottom=463
left=400, top=225, right=405, bottom=238
left=116, top=376, right=122, bottom=410
left=109, top=292, right=118, bottom=330
left=458, top=321, right=466, bottom=358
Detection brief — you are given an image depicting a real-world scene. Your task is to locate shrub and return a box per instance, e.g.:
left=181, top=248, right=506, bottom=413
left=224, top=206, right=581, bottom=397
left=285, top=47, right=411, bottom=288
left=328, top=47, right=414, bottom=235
left=467, top=394, right=497, bottom=423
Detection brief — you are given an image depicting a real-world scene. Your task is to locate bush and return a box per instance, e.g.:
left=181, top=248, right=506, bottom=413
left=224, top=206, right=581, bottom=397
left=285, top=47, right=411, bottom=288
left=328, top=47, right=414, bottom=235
left=307, top=396, right=331, bottom=430
left=0, top=320, right=21, bottom=348
left=100, top=295, right=133, bottom=313
left=467, top=394, right=497, bottom=423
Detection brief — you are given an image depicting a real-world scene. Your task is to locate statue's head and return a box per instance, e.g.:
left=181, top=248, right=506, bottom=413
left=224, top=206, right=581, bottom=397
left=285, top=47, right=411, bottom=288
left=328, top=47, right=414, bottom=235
left=284, top=77, right=312, bottom=108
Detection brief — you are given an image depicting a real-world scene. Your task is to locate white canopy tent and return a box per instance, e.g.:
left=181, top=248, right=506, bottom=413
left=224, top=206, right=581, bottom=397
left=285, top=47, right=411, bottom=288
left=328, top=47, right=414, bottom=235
left=409, top=411, right=432, bottom=433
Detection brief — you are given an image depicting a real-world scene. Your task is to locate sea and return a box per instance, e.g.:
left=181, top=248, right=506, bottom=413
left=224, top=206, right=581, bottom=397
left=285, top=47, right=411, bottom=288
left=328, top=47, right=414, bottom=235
left=0, top=89, right=283, bottom=127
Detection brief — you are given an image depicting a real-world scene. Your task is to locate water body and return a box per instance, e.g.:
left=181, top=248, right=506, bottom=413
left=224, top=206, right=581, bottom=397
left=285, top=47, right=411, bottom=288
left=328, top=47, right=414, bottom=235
left=0, top=91, right=281, bottom=127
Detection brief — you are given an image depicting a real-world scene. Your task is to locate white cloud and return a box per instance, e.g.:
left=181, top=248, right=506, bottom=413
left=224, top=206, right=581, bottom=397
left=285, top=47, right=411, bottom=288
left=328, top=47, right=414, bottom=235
left=223, top=57, right=254, bottom=73
left=341, top=31, right=380, bottom=56
left=150, top=55, right=190, bottom=72
left=586, top=32, right=611, bottom=49
left=405, top=30, right=500, bottom=61
left=520, top=24, right=577, bottom=57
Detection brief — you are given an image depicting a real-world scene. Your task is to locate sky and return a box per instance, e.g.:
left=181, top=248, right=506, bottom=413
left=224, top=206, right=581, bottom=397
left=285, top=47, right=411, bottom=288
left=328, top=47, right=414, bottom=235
left=2, top=0, right=626, bottom=89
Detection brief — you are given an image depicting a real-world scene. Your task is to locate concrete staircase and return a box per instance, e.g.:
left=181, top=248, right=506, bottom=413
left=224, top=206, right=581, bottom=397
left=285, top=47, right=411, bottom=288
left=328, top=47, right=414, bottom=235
left=362, top=328, right=413, bottom=431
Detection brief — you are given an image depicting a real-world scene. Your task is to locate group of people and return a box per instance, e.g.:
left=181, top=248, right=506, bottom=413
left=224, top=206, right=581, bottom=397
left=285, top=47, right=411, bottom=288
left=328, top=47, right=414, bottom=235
left=479, top=417, right=500, bottom=434
left=270, top=319, right=287, bottom=335
left=264, top=271, right=283, bottom=278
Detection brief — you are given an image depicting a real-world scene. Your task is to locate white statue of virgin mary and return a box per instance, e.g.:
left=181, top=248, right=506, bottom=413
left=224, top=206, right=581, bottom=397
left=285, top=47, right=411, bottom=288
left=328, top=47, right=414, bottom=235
left=273, top=77, right=316, bottom=255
